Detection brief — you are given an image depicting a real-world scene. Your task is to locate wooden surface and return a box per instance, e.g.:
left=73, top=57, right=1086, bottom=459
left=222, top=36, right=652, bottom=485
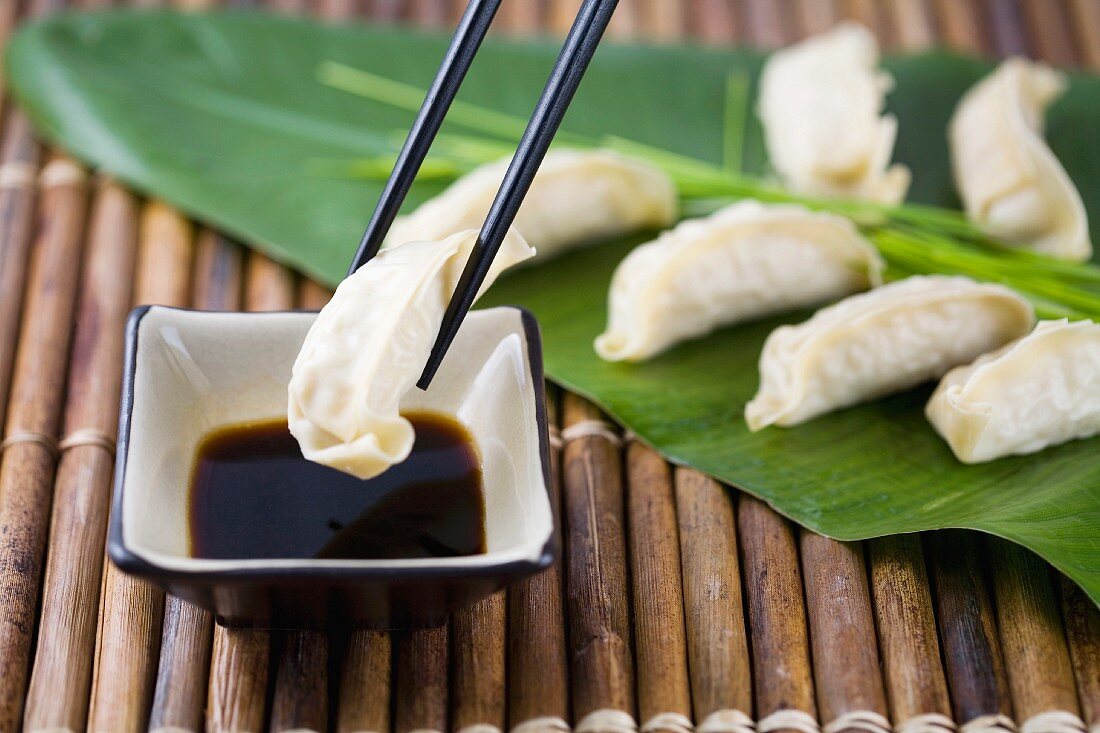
left=0, top=2, right=1098, bottom=733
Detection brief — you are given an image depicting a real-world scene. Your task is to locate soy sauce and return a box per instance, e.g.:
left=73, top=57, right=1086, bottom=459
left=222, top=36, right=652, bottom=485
left=187, top=412, right=485, bottom=560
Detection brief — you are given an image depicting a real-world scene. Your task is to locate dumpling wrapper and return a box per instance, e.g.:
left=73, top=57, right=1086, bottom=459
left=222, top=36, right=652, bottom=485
left=385, top=149, right=678, bottom=260
left=926, top=319, right=1100, bottom=463
left=595, top=200, right=884, bottom=362
left=288, top=228, right=534, bottom=479
left=950, top=58, right=1091, bottom=261
left=757, top=22, right=911, bottom=204
left=745, top=275, right=1036, bottom=431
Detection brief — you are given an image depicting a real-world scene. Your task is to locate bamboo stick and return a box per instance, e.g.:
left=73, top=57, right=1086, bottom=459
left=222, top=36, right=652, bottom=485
left=270, top=630, right=329, bottom=733
left=368, top=0, right=403, bottom=23
left=23, top=178, right=138, bottom=733
left=606, top=0, right=638, bottom=40
left=1070, top=0, right=1100, bottom=67
left=246, top=252, right=293, bottom=311
left=148, top=230, right=242, bottom=733
left=90, top=201, right=193, bottom=733
left=149, top=600, right=215, bottom=733
left=245, top=251, right=295, bottom=312
left=497, top=0, right=543, bottom=35
left=985, top=0, right=1029, bottom=56
left=542, top=0, right=570, bottom=25
left=1021, top=0, right=1076, bottom=67
left=931, top=0, right=990, bottom=54
left=1060, top=578, right=1100, bottom=733
left=268, top=0, right=308, bottom=13
left=637, top=0, right=684, bottom=41
left=0, top=153, right=89, bottom=732
left=410, top=0, right=449, bottom=28
left=742, top=0, right=791, bottom=48
left=337, top=629, right=392, bottom=733
left=799, top=533, right=891, bottom=733
left=793, top=0, right=839, bottom=37
left=561, top=393, right=636, bottom=733
left=737, top=494, right=818, bottom=733
left=395, top=624, right=450, bottom=733
left=549, top=0, right=637, bottom=38
left=191, top=229, right=244, bottom=311
left=299, top=279, right=333, bottom=310
left=134, top=201, right=194, bottom=306
left=686, top=0, right=738, bottom=43
left=625, top=441, right=691, bottom=733
left=452, top=593, right=508, bottom=733
left=926, top=532, right=1013, bottom=732
left=0, top=111, right=41, bottom=428
left=320, top=0, right=360, bottom=22
left=989, top=540, right=1085, bottom=733
left=842, top=0, right=888, bottom=44
left=0, top=0, right=19, bottom=97
left=886, top=0, right=935, bottom=50
left=673, top=468, right=751, bottom=733
left=208, top=627, right=270, bottom=733
left=29, top=0, right=70, bottom=18
left=549, top=0, right=581, bottom=34
left=507, top=386, right=569, bottom=733
left=867, top=536, right=953, bottom=733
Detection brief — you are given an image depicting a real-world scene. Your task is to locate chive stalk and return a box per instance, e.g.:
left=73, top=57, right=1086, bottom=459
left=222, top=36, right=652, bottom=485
left=318, top=61, right=1100, bottom=323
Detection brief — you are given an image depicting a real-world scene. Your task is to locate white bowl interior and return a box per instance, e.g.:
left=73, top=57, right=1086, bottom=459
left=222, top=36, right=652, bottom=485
left=121, top=306, right=551, bottom=572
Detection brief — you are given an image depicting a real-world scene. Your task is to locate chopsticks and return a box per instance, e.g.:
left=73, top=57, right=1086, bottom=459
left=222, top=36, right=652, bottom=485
left=346, top=0, right=619, bottom=390
left=419, top=0, right=618, bottom=388
left=346, top=0, right=503, bottom=274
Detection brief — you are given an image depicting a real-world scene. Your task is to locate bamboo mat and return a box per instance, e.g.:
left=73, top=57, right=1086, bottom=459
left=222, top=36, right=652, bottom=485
left=0, top=1, right=1098, bottom=732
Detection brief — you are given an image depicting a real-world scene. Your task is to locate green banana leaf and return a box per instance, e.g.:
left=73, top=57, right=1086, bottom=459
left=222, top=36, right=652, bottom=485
left=7, top=10, right=1099, bottom=603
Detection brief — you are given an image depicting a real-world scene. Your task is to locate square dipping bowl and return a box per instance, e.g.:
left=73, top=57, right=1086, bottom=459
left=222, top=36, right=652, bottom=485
left=109, top=305, right=555, bottom=629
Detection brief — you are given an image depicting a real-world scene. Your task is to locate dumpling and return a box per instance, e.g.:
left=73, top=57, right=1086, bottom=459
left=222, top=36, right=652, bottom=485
left=949, top=58, right=1091, bottom=261
left=757, top=22, right=911, bottom=204
left=594, top=200, right=884, bottom=362
left=385, top=149, right=678, bottom=260
left=926, top=319, right=1100, bottom=463
left=745, top=276, right=1035, bottom=431
left=288, top=228, right=534, bottom=479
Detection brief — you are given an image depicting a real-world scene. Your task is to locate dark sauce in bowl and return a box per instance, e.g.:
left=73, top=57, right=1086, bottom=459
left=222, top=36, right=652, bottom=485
left=187, top=411, right=485, bottom=560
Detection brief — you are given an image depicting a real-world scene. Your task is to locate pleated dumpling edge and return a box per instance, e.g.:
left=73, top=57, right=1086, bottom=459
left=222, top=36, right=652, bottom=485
left=757, top=21, right=911, bottom=204
left=745, top=275, right=1036, bottom=431
left=288, top=228, right=535, bottom=479
left=595, top=200, right=884, bottom=362
left=926, top=318, right=1100, bottom=463
left=384, top=148, right=678, bottom=262
left=950, top=57, right=1091, bottom=261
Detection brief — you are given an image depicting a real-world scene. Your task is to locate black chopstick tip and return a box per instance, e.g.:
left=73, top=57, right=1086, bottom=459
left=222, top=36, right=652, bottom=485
left=417, top=311, right=464, bottom=390
left=415, top=369, right=436, bottom=392
left=345, top=0, right=503, bottom=277
left=404, top=0, right=617, bottom=391
left=416, top=339, right=447, bottom=390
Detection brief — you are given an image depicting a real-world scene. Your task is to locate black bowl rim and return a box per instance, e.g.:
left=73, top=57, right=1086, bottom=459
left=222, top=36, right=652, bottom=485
left=108, top=304, right=557, bottom=584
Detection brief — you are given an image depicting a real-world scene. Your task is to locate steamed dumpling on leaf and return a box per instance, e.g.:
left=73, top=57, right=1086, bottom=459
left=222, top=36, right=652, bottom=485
left=949, top=58, right=1091, bottom=261
left=595, top=200, right=884, bottom=362
left=746, top=276, right=1035, bottom=431
left=385, top=149, right=677, bottom=260
left=926, top=319, right=1100, bottom=463
left=288, top=228, right=534, bottom=479
left=757, top=22, right=910, bottom=204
